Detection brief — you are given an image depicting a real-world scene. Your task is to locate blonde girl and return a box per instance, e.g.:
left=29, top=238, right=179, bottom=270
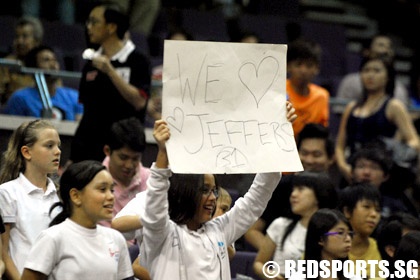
left=0, top=119, right=61, bottom=280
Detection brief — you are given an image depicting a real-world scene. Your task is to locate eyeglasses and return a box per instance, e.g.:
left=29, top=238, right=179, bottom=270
left=324, top=231, right=354, bottom=239
left=200, top=186, right=219, bottom=198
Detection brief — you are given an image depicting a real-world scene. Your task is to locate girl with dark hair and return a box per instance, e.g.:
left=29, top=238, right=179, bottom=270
left=253, top=171, right=338, bottom=280
left=142, top=102, right=296, bottom=280
left=21, top=160, right=134, bottom=280
left=336, top=55, right=419, bottom=183
left=289, top=208, right=362, bottom=280
left=0, top=119, right=61, bottom=279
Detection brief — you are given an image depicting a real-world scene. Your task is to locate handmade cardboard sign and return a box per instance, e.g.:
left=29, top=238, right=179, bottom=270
left=162, top=40, right=303, bottom=173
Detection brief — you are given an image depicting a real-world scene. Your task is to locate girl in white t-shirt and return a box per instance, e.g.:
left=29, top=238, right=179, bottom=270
left=0, top=119, right=61, bottom=279
left=21, top=160, right=134, bottom=280
left=253, top=171, right=338, bottom=280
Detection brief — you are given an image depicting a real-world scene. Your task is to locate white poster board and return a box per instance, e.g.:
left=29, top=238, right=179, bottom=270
left=162, top=40, right=303, bottom=174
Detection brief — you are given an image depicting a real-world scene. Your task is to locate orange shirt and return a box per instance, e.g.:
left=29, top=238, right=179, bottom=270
left=286, top=79, right=329, bottom=136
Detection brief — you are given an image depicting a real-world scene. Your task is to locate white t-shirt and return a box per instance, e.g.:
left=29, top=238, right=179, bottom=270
left=114, top=191, right=146, bottom=242
left=267, top=217, right=307, bottom=274
left=24, top=218, right=133, bottom=280
left=0, top=173, right=60, bottom=273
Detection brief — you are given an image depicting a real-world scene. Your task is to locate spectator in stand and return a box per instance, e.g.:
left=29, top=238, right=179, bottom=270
left=338, top=183, right=382, bottom=279
left=99, top=117, right=150, bottom=228
left=286, top=38, right=329, bottom=137
left=141, top=103, right=296, bottom=279
left=336, top=34, right=409, bottom=106
left=20, top=160, right=134, bottom=280
left=66, top=3, right=151, bottom=166
left=244, top=123, right=336, bottom=251
left=288, top=208, right=361, bottom=280
left=349, top=143, right=418, bottom=219
left=375, top=212, right=420, bottom=263
left=335, top=55, right=419, bottom=183
left=0, top=16, right=43, bottom=108
left=253, top=171, right=338, bottom=280
left=3, top=45, right=83, bottom=121
left=0, top=120, right=61, bottom=279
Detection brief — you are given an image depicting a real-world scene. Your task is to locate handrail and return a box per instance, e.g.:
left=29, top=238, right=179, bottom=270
left=0, top=58, right=82, bottom=79
left=0, top=58, right=162, bottom=85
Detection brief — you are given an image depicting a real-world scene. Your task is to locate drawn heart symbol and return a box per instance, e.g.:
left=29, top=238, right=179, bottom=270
left=238, top=56, right=279, bottom=107
left=166, top=107, right=184, bottom=133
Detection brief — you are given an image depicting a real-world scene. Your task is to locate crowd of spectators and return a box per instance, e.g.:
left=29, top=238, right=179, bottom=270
left=2, top=1, right=420, bottom=279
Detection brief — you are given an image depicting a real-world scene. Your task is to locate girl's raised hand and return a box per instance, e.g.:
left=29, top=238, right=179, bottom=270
left=153, top=120, right=170, bottom=151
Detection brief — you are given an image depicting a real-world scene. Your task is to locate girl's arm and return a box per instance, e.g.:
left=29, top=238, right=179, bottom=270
left=388, top=99, right=420, bottom=151
left=253, top=235, right=283, bottom=280
left=111, top=215, right=142, bottom=233
left=2, top=224, right=20, bottom=280
left=111, top=192, right=146, bottom=241
left=132, top=255, right=151, bottom=280
left=335, top=101, right=356, bottom=183
left=141, top=120, right=172, bottom=270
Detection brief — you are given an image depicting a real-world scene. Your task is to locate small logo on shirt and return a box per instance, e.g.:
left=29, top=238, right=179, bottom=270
left=218, top=241, right=226, bottom=259
left=109, top=247, right=121, bottom=262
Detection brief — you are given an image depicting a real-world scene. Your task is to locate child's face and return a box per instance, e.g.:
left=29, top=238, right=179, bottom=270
left=195, top=174, right=217, bottom=225
left=24, top=128, right=61, bottom=175
left=321, top=221, right=352, bottom=260
left=77, top=170, right=115, bottom=227
left=214, top=196, right=231, bottom=218
left=287, top=60, right=319, bottom=86
left=346, top=199, right=381, bottom=237
left=290, top=185, right=318, bottom=217
left=352, top=158, right=388, bottom=188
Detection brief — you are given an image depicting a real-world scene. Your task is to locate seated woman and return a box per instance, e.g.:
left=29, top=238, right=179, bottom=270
left=288, top=208, right=362, bottom=280
left=253, top=171, right=338, bottom=280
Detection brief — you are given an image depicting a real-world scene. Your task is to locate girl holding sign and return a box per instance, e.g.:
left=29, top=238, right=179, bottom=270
left=141, top=102, right=296, bottom=280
